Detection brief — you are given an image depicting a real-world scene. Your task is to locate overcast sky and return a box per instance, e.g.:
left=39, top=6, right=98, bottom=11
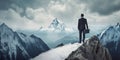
left=0, top=0, right=120, bottom=31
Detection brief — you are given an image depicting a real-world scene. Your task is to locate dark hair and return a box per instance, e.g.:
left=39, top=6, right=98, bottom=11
left=81, top=14, right=84, bottom=17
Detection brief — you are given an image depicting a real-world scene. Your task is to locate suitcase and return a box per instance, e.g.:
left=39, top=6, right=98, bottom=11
left=85, top=29, right=90, bottom=34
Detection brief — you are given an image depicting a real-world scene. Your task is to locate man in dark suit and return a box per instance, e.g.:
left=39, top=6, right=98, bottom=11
left=78, top=14, right=88, bottom=43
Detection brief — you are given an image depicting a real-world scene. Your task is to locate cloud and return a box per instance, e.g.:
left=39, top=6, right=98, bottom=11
left=0, top=6, right=56, bottom=31
left=0, top=0, right=50, bottom=10
left=0, top=9, right=40, bottom=31
left=1, top=0, right=120, bottom=17
left=0, top=0, right=50, bottom=18
left=52, top=0, right=120, bottom=16
left=47, top=0, right=87, bottom=26
left=27, top=8, right=54, bottom=27
left=57, top=0, right=120, bottom=25
left=78, top=0, right=120, bottom=15
left=0, top=0, right=120, bottom=31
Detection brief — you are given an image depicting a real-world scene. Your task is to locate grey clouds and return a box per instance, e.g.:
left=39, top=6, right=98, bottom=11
left=81, top=0, right=120, bottom=15
left=0, top=0, right=50, bottom=17
left=0, top=0, right=120, bottom=16
left=0, top=0, right=120, bottom=31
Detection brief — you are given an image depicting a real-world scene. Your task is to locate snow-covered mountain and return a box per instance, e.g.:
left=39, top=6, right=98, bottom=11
left=98, top=23, right=120, bottom=60
left=48, top=18, right=65, bottom=31
left=98, top=23, right=120, bottom=45
left=34, top=18, right=75, bottom=48
left=0, top=23, right=49, bottom=60
left=39, top=18, right=74, bottom=32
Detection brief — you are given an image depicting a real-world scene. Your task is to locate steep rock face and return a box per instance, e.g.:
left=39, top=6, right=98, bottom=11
left=65, top=36, right=112, bottom=60
left=0, top=23, right=49, bottom=60
left=98, top=23, right=120, bottom=60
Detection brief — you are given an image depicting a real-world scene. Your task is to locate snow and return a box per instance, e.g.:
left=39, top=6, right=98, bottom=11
left=34, top=18, right=75, bottom=48
left=48, top=18, right=65, bottom=31
left=31, top=43, right=82, bottom=60
left=98, top=23, right=120, bottom=45
left=0, top=23, right=49, bottom=60
left=39, top=18, right=74, bottom=32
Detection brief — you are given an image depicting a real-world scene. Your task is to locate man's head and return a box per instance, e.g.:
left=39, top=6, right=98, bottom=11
left=81, top=14, right=84, bottom=18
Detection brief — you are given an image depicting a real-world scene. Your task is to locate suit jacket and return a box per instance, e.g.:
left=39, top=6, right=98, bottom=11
left=78, top=18, right=88, bottom=31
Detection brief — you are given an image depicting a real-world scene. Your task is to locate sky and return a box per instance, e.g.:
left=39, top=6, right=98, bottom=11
left=0, top=0, right=120, bottom=31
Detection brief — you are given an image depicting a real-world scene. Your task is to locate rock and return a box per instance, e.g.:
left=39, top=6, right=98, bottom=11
left=56, top=43, right=64, bottom=47
left=65, top=36, right=112, bottom=60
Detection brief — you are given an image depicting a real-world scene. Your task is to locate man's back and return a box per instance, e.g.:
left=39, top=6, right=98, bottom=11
left=78, top=18, right=87, bottom=30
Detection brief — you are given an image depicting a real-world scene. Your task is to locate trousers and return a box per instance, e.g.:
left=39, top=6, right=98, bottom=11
left=79, top=30, right=85, bottom=43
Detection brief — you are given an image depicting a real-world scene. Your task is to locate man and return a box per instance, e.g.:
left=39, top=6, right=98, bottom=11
left=78, top=14, right=88, bottom=43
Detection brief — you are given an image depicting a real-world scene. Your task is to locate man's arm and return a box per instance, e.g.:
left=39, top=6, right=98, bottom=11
left=85, top=19, right=88, bottom=29
left=78, top=19, right=80, bottom=30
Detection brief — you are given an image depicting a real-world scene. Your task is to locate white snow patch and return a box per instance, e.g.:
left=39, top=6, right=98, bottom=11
left=31, top=43, right=82, bottom=60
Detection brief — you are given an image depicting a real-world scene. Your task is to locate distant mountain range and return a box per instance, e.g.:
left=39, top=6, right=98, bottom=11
left=53, top=33, right=78, bottom=48
left=98, top=23, right=120, bottom=60
left=0, top=23, right=49, bottom=60
left=34, top=18, right=75, bottom=48
left=39, top=18, right=74, bottom=32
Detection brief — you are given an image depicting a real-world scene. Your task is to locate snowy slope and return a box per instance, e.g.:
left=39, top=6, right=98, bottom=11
left=98, top=23, right=120, bottom=45
left=0, top=23, right=49, bottom=60
left=31, top=43, right=82, bottom=60
left=98, top=23, right=120, bottom=60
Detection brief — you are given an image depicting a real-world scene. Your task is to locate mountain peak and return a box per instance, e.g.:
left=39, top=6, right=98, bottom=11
left=0, top=25, right=49, bottom=60
left=48, top=18, right=65, bottom=31
left=66, top=36, right=112, bottom=60
left=0, top=23, right=13, bottom=33
left=114, top=22, right=120, bottom=31
left=0, top=23, right=8, bottom=27
left=98, top=23, right=120, bottom=60
left=39, top=18, right=74, bottom=32
left=51, top=18, right=61, bottom=25
left=115, top=22, right=120, bottom=27
left=53, top=18, right=58, bottom=21
left=116, top=22, right=120, bottom=26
